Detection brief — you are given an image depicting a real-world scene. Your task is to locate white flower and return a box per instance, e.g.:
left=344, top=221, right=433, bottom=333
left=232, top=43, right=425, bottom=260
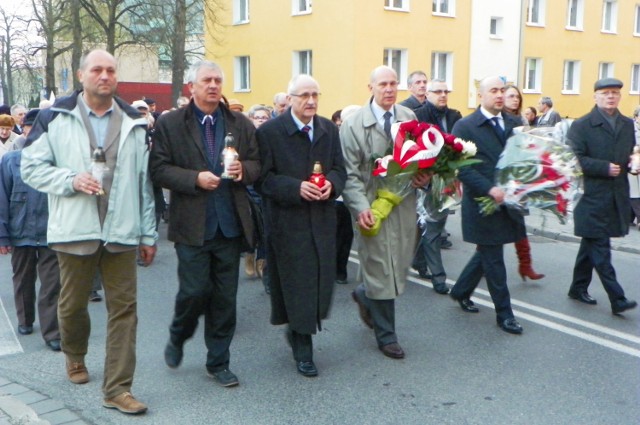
left=458, top=139, right=477, bottom=157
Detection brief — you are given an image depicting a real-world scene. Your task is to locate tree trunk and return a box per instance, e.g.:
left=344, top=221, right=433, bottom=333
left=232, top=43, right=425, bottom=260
left=71, top=0, right=83, bottom=90
left=171, top=0, right=187, bottom=105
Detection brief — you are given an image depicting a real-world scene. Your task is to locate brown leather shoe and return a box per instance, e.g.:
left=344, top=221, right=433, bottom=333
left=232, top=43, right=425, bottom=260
left=351, top=290, right=373, bottom=329
left=66, top=360, right=89, bottom=384
left=379, top=342, right=405, bottom=359
left=103, top=392, right=148, bottom=415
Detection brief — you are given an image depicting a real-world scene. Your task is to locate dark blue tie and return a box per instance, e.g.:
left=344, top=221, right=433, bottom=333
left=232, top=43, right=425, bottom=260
left=383, top=111, right=392, bottom=140
left=301, top=125, right=311, bottom=141
left=491, top=116, right=504, bottom=140
left=204, top=115, right=216, bottom=159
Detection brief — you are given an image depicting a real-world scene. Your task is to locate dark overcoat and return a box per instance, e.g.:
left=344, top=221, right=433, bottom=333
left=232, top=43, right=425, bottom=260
left=452, top=108, right=526, bottom=244
left=150, top=100, right=260, bottom=247
left=255, top=111, right=346, bottom=335
left=568, top=106, right=634, bottom=238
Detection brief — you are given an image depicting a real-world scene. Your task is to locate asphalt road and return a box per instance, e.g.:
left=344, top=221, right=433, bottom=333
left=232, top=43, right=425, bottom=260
left=0, top=214, right=638, bottom=425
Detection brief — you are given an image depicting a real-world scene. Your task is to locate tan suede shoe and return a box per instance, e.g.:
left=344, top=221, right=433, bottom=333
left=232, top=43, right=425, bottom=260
left=103, top=392, right=148, bottom=415
left=66, top=360, right=89, bottom=384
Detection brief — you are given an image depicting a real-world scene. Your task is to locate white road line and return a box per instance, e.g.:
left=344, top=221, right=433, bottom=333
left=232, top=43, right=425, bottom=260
left=348, top=255, right=640, bottom=357
left=0, top=298, right=22, bottom=357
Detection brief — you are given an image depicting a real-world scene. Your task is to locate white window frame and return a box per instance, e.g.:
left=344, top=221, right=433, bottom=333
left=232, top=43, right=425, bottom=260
left=490, top=17, right=504, bottom=38
left=598, top=62, right=614, bottom=79
left=562, top=60, right=581, bottom=94
left=630, top=64, right=640, bottom=94
left=292, top=50, right=313, bottom=76
left=634, top=5, right=640, bottom=36
left=566, top=0, right=584, bottom=30
left=523, top=58, right=542, bottom=93
left=432, top=0, right=455, bottom=17
left=430, top=52, right=453, bottom=90
left=526, top=0, right=546, bottom=26
left=292, top=0, right=312, bottom=15
left=383, top=48, right=408, bottom=89
left=234, top=56, right=251, bottom=92
left=384, top=0, right=410, bottom=12
left=601, top=0, right=618, bottom=33
left=233, top=0, right=249, bottom=24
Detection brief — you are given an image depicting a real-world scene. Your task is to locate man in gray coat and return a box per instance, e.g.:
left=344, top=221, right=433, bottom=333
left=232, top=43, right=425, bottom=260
left=341, top=66, right=431, bottom=359
left=567, top=77, right=636, bottom=315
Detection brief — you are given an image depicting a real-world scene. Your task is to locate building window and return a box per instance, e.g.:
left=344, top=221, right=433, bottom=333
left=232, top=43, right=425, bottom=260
left=233, top=0, right=249, bottom=24
left=562, top=60, right=581, bottom=93
left=234, top=56, right=250, bottom=91
left=598, top=62, right=614, bottom=79
left=566, top=0, right=584, bottom=30
left=293, top=50, right=313, bottom=75
left=490, top=17, right=503, bottom=38
left=631, top=64, right=640, bottom=94
left=524, top=58, right=542, bottom=92
left=431, top=52, right=453, bottom=89
left=432, top=0, right=455, bottom=16
left=635, top=5, right=640, bottom=35
left=385, top=0, right=409, bottom=11
left=601, top=0, right=617, bottom=33
left=383, top=48, right=408, bottom=89
left=292, top=0, right=312, bottom=15
left=527, top=0, right=545, bottom=26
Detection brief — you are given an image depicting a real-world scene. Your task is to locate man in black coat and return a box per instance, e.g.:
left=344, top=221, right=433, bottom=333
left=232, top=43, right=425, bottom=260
left=449, top=76, right=526, bottom=335
left=567, top=77, right=637, bottom=315
left=256, top=75, right=346, bottom=378
left=399, top=71, right=428, bottom=111
left=150, top=60, right=260, bottom=387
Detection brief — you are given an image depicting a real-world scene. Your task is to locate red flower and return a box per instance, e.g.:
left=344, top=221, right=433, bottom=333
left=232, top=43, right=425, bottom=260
left=443, top=134, right=457, bottom=145
left=452, top=142, right=464, bottom=152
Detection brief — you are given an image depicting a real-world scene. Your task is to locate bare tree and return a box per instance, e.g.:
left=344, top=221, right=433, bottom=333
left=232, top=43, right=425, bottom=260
left=0, top=6, right=24, bottom=104
left=78, top=0, right=145, bottom=54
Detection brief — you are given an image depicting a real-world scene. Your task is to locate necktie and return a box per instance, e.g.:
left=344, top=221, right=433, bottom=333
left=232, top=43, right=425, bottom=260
left=383, top=111, right=392, bottom=140
left=204, top=115, right=216, bottom=159
left=301, top=125, right=311, bottom=141
left=491, top=116, right=504, bottom=140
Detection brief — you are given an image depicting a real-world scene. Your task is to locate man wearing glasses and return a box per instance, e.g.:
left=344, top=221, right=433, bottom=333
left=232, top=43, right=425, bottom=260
left=256, top=75, right=346, bottom=377
left=567, top=77, right=637, bottom=315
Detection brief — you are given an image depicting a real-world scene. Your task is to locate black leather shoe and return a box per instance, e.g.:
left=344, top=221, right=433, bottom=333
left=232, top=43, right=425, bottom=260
left=164, top=340, right=183, bottom=369
left=207, top=369, right=239, bottom=387
left=433, top=284, right=449, bottom=295
left=351, top=290, right=373, bottom=329
left=568, top=291, right=597, bottom=305
left=453, top=297, right=479, bottom=313
left=440, top=239, right=453, bottom=249
left=296, top=361, right=318, bottom=377
left=612, top=298, right=637, bottom=315
left=379, top=342, right=405, bottom=359
left=498, top=318, right=523, bottom=334
left=18, top=325, right=33, bottom=335
left=46, top=339, right=61, bottom=351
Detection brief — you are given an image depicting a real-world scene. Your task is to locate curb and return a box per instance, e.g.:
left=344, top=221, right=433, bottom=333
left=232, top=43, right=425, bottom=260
left=528, top=225, right=640, bottom=255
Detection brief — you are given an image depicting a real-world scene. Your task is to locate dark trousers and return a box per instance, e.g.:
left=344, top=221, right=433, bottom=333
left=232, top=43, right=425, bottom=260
left=450, top=244, right=514, bottom=323
left=172, top=233, right=242, bottom=373
left=288, top=328, right=313, bottom=362
left=11, top=246, right=60, bottom=342
left=355, top=284, right=396, bottom=347
left=570, top=237, right=625, bottom=303
left=412, top=218, right=447, bottom=286
left=335, top=201, right=354, bottom=281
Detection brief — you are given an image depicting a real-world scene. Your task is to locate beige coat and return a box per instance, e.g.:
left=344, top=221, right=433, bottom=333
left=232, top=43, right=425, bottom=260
left=340, top=101, right=417, bottom=300
left=0, top=131, right=18, bottom=159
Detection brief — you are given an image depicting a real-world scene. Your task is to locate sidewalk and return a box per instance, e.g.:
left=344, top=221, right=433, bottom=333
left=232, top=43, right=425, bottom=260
left=524, top=210, right=640, bottom=255
left=0, top=376, right=89, bottom=425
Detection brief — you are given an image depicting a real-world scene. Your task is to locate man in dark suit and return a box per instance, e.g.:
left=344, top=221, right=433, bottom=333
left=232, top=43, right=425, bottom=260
left=449, top=76, right=526, bottom=335
left=536, top=96, right=562, bottom=127
left=399, top=71, right=428, bottom=111
left=567, top=77, right=637, bottom=315
left=150, top=60, right=260, bottom=387
left=256, top=75, right=346, bottom=377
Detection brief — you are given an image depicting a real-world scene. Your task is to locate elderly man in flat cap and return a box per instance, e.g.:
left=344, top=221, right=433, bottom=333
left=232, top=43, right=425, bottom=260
left=566, top=77, right=637, bottom=315
left=0, top=114, right=17, bottom=158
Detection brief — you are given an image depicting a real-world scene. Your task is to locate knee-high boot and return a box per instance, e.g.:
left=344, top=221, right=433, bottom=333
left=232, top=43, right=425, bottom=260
left=515, top=237, right=545, bottom=281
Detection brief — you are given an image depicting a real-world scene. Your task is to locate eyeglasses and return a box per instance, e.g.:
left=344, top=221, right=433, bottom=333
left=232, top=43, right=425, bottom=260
left=596, top=90, right=621, bottom=97
left=429, top=90, right=451, bottom=95
left=253, top=116, right=269, bottom=120
left=290, top=92, right=321, bottom=100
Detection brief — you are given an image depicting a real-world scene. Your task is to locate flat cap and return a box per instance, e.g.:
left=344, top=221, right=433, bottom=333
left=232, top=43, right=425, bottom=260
left=594, top=77, right=623, bottom=91
left=23, top=109, right=40, bottom=126
left=0, top=114, right=15, bottom=127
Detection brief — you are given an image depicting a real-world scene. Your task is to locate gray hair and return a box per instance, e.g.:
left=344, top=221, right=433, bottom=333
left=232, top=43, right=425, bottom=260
left=273, top=92, right=287, bottom=104
left=426, top=79, right=447, bottom=91
left=407, top=71, right=427, bottom=86
left=287, top=74, right=319, bottom=95
left=540, top=96, right=553, bottom=108
left=79, top=49, right=116, bottom=71
left=247, top=104, right=270, bottom=119
left=10, top=104, right=26, bottom=115
left=185, top=60, right=225, bottom=84
left=369, top=65, right=397, bottom=85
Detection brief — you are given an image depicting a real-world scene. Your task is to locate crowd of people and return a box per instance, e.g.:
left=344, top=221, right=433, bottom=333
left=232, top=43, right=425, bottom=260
left=0, top=49, right=638, bottom=416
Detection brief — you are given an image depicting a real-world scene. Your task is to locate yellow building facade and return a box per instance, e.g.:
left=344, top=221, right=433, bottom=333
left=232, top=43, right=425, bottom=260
left=209, top=0, right=640, bottom=119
